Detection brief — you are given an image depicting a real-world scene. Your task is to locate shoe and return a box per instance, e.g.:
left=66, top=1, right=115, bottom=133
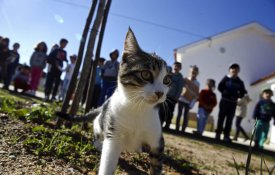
left=193, top=130, right=202, bottom=136
left=223, top=137, right=232, bottom=143
left=243, top=137, right=249, bottom=142
left=233, top=137, right=238, bottom=141
left=215, top=134, right=221, bottom=141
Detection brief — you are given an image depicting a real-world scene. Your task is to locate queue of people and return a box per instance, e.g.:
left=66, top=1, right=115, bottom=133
left=1, top=35, right=274, bottom=150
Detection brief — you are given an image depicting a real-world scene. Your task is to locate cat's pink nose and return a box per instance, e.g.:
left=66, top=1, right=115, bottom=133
left=155, top=91, right=164, bottom=98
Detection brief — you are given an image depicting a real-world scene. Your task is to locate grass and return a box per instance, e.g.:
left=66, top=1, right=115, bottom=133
left=1, top=89, right=275, bottom=174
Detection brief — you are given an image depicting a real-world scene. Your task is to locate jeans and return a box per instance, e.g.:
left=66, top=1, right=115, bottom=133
left=234, top=116, right=249, bottom=140
left=255, top=120, right=270, bottom=148
left=98, top=79, right=117, bottom=106
left=44, top=68, right=62, bottom=99
left=196, top=108, right=209, bottom=134
left=216, top=98, right=237, bottom=139
left=176, top=101, right=190, bottom=131
left=159, top=97, right=177, bottom=128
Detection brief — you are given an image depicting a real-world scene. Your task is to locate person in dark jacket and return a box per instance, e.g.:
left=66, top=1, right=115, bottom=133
left=0, top=37, right=11, bottom=88
left=253, top=89, right=275, bottom=149
left=44, top=38, right=68, bottom=101
left=160, top=62, right=184, bottom=128
left=4, top=42, right=20, bottom=90
left=215, top=63, right=247, bottom=142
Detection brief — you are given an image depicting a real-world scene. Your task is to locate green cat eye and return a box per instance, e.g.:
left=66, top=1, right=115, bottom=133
left=141, top=70, right=153, bottom=82
left=163, top=75, right=172, bottom=85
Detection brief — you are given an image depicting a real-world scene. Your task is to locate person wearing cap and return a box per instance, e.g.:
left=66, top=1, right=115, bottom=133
left=98, top=49, right=120, bottom=106
left=59, top=54, right=77, bottom=101
left=45, top=38, right=68, bottom=101
left=253, top=89, right=275, bottom=149
left=29, top=41, right=48, bottom=95
left=193, top=79, right=217, bottom=136
left=215, top=63, right=247, bottom=142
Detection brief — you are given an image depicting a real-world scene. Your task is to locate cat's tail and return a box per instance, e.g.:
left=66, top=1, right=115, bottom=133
left=56, top=108, right=101, bottom=122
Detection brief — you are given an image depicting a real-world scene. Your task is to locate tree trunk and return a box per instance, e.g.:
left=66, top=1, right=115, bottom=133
left=85, top=0, right=112, bottom=113
left=61, top=0, right=98, bottom=113
left=69, top=0, right=107, bottom=115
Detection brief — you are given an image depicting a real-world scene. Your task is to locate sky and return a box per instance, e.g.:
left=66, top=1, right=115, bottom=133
left=1, top=0, right=275, bottom=68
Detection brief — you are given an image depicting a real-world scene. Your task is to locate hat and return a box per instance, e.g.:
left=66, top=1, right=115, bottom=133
left=109, top=49, right=119, bottom=57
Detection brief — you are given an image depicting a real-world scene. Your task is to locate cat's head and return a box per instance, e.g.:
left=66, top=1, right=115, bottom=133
left=119, top=28, right=171, bottom=105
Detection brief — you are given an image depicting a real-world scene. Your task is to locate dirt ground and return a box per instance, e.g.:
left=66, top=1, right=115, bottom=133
left=1, top=113, right=275, bottom=175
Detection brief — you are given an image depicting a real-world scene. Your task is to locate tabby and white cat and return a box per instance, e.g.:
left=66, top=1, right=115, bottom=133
left=57, top=28, right=171, bottom=175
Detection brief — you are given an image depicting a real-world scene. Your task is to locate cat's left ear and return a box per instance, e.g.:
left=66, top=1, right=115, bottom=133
left=122, top=27, right=141, bottom=63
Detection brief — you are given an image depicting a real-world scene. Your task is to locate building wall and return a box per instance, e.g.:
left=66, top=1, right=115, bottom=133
left=175, top=28, right=275, bottom=137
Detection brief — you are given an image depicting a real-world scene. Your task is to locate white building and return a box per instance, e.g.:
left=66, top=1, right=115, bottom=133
left=174, top=22, right=275, bottom=143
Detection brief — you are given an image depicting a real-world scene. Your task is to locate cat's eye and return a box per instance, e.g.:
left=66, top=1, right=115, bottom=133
left=141, top=71, right=152, bottom=82
left=163, top=75, right=172, bottom=85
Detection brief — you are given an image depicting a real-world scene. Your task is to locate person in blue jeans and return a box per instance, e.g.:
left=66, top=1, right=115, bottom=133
left=98, top=49, right=120, bottom=106
left=253, top=89, right=275, bottom=150
left=194, top=79, right=217, bottom=136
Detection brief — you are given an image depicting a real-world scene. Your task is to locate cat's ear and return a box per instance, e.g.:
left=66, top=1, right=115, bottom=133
left=122, top=27, right=141, bottom=63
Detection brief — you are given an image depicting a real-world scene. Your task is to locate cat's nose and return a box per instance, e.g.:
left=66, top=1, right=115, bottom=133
left=155, top=91, right=164, bottom=99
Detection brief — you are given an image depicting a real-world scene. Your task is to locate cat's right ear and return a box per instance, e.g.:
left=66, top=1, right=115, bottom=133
left=122, top=27, right=141, bottom=63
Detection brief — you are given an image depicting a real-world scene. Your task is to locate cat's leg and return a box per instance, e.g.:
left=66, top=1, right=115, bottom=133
left=149, top=136, right=164, bottom=175
left=93, top=117, right=103, bottom=151
left=98, top=138, right=122, bottom=175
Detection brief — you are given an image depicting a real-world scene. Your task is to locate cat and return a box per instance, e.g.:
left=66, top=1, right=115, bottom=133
left=56, top=28, right=172, bottom=175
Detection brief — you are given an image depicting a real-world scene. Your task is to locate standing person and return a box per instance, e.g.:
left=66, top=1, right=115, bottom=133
left=253, top=89, right=275, bottom=150
left=98, top=49, right=120, bottom=106
left=161, top=62, right=184, bottom=129
left=59, top=54, right=77, bottom=101
left=4, top=42, right=20, bottom=90
left=0, top=38, right=11, bottom=88
left=233, top=94, right=251, bottom=141
left=176, top=65, right=200, bottom=132
left=44, top=38, right=68, bottom=101
left=29, top=41, right=48, bottom=95
left=91, top=57, right=105, bottom=108
left=194, top=79, right=217, bottom=136
left=215, top=63, right=247, bottom=142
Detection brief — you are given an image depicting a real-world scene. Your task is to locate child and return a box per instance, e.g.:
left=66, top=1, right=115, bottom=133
left=13, top=65, right=31, bottom=93
left=91, top=57, right=105, bottom=108
left=194, top=79, right=217, bottom=135
left=30, top=41, right=48, bottom=95
left=253, top=89, right=275, bottom=149
left=233, top=94, right=251, bottom=141
left=215, top=63, right=247, bottom=142
left=59, top=54, right=77, bottom=101
left=176, top=65, right=200, bottom=132
left=161, top=62, right=184, bottom=129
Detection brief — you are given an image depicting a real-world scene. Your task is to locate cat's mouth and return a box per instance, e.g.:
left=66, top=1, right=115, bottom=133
left=144, top=96, right=163, bottom=104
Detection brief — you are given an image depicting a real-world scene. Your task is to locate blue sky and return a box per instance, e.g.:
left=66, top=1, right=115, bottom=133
left=1, top=0, right=275, bottom=67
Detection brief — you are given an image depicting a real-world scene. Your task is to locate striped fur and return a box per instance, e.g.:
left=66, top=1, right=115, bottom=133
left=57, top=28, right=170, bottom=175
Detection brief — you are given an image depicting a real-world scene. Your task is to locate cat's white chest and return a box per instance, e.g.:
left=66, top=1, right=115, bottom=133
left=111, top=99, right=161, bottom=152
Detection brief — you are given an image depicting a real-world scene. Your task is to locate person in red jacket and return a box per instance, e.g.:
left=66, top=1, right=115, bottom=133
left=194, top=79, right=217, bottom=136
